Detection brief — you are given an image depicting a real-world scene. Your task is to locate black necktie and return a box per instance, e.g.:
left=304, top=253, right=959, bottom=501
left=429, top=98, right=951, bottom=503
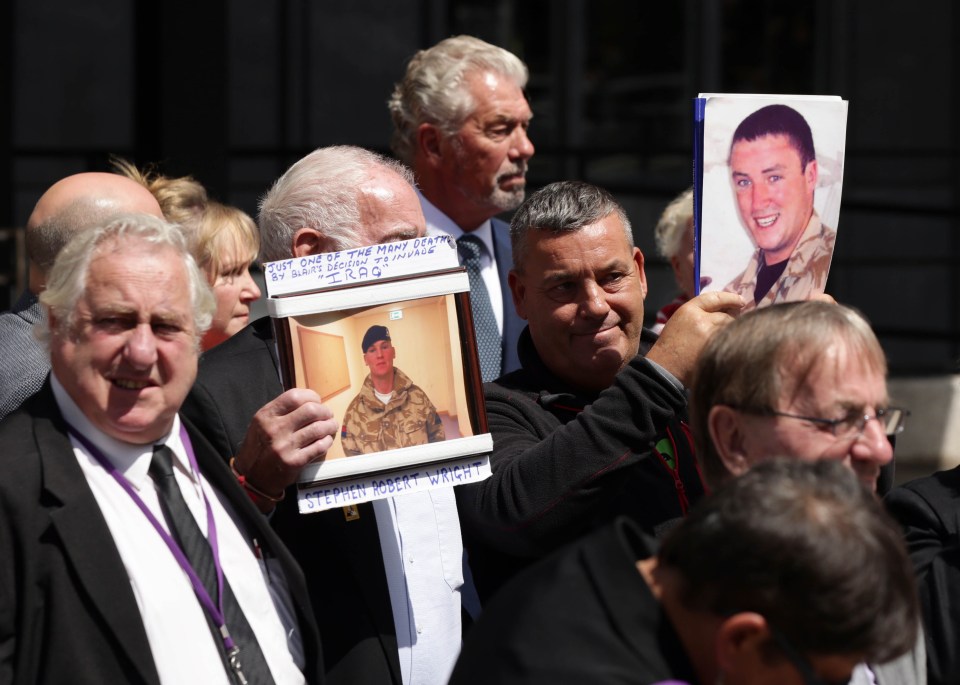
left=150, top=445, right=276, bottom=685
left=457, top=234, right=503, bottom=382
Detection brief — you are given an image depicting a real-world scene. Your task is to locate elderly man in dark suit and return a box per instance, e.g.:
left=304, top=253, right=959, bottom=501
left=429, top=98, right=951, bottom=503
left=0, top=172, right=163, bottom=421
left=390, top=35, right=532, bottom=381
left=0, top=214, right=324, bottom=684
left=182, top=145, right=475, bottom=685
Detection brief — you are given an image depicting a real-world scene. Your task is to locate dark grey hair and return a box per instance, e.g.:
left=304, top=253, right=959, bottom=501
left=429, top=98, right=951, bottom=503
left=509, top=180, right=632, bottom=272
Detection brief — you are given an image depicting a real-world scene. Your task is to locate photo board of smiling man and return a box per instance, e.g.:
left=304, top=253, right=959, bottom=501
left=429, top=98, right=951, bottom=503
left=694, top=94, right=848, bottom=312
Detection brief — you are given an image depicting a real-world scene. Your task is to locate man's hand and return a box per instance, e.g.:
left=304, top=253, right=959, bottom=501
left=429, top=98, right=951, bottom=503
left=233, top=388, right=338, bottom=510
left=646, top=291, right=743, bottom=387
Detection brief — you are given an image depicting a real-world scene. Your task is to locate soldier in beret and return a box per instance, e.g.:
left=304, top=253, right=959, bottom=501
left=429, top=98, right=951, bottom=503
left=341, top=325, right=445, bottom=455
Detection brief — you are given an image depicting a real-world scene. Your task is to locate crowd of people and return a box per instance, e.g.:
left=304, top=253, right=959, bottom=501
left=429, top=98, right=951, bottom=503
left=0, top=33, right=957, bottom=685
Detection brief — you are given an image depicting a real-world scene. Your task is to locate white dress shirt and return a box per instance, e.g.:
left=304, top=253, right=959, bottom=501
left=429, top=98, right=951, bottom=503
left=419, top=191, right=505, bottom=335
left=374, top=488, right=468, bottom=684
left=52, top=375, right=305, bottom=685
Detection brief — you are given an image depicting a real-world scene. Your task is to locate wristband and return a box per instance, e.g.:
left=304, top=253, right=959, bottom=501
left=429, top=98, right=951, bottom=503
left=230, top=458, right=286, bottom=504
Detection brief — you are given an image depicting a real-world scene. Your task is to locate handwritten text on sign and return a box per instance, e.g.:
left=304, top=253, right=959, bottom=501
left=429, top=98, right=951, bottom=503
left=264, top=235, right=458, bottom=297
left=297, top=455, right=491, bottom=513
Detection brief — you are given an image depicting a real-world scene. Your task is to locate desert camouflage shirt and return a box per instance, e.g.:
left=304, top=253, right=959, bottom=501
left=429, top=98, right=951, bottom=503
left=341, top=367, right=445, bottom=456
left=724, top=211, right=836, bottom=312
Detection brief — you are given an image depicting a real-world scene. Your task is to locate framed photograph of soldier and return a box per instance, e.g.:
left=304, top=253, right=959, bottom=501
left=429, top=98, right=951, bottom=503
left=693, top=94, right=848, bottom=311
left=263, top=238, right=493, bottom=513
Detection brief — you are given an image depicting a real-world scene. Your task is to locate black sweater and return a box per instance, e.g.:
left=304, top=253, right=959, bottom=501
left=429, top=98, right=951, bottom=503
left=457, top=327, right=706, bottom=600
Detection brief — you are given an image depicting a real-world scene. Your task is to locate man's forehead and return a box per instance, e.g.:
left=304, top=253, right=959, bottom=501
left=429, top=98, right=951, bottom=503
left=529, top=219, right=631, bottom=263
left=731, top=133, right=802, bottom=164
left=778, top=342, right=888, bottom=407
left=82, top=247, right=191, bottom=308
left=463, top=70, right=532, bottom=119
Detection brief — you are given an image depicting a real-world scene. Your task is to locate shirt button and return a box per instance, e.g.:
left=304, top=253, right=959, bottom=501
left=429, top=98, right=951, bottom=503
left=408, top=555, right=415, bottom=564
left=416, top=625, right=423, bottom=635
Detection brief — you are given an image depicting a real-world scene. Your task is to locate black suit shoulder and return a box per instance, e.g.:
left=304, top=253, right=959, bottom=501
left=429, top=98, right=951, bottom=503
left=0, top=387, right=160, bottom=685
left=885, top=467, right=960, bottom=685
left=183, top=317, right=283, bottom=458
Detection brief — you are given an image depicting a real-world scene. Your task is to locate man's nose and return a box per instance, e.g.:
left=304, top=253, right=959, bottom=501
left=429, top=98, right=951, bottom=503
left=509, top=126, right=535, bottom=161
left=579, top=282, right=611, bottom=318
left=851, top=415, right=894, bottom=466
left=752, top=181, right=772, bottom=210
left=125, top=323, right=158, bottom=368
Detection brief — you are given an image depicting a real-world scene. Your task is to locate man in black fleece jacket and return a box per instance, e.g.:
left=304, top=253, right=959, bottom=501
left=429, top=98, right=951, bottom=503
left=457, top=181, right=742, bottom=599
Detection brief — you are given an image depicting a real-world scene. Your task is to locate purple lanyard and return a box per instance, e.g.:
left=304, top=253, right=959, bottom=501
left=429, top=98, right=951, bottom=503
left=66, top=422, right=237, bottom=653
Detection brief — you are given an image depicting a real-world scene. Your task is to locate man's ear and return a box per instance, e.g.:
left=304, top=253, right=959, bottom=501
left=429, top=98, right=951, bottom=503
left=804, top=159, right=819, bottom=193
left=633, top=247, right=647, bottom=300
left=708, top=405, right=751, bottom=478
left=715, top=612, right=769, bottom=676
left=508, top=270, right=529, bottom=321
left=292, top=228, right=325, bottom=258
left=417, top=123, right=444, bottom=167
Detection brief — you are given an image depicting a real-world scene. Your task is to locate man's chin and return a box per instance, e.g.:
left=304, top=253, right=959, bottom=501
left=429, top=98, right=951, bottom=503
left=490, top=187, right=525, bottom=213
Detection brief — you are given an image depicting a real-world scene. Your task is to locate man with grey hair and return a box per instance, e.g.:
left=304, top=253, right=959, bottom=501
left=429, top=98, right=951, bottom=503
left=687, top=300, right=923, bottom=685
left=456, top=180, right=743, bottom=599
left=689, top=300, right=900, bottom=494
left=0, top=172, right=164, bottom=421
left=0, top=214, right=323, bottom=684
left=182, top=144, right=475, bottom=685
left=389, top=35, right=533, bottom=382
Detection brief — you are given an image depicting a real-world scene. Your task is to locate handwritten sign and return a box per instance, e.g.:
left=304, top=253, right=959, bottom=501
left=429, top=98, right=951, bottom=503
left=297, top=455, right=491, bottom=513
left=264, top=235, right=459, bottom=298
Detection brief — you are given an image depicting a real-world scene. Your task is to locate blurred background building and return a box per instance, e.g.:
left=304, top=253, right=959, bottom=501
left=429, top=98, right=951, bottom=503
left=3, top=0, right=958, bottom=473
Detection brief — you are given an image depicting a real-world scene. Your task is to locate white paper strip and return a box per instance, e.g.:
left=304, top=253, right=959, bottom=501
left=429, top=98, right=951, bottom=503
left=297, top=455, right=491, bottom=514
left=263, top=235, right=459, bottom=297
left=268, top=271, right=469, bottom=318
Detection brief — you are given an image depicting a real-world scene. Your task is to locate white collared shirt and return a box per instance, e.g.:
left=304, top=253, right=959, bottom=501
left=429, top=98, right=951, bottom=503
left=52, top=375, right=305, bottom=685
left=419, top=191, right=505, bottom=335
left=374, top=489, right=470, bottom=684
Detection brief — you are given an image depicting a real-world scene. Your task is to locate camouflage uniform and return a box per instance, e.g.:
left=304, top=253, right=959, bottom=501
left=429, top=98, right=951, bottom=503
left=341, top=367, right=445, bottom=455
left=724, top=212, right=835, bottom=312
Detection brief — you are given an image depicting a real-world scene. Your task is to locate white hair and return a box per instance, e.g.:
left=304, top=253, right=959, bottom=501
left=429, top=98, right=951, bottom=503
left=388, top=35, right=528, bottom=165
left=654, top=187, right=694, bottom=259
left=257, top=145, right=415, bottom=263
left=40, top=213, right=215, bottom=345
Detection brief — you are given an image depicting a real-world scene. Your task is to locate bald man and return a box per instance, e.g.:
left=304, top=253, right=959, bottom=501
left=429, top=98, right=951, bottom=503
left=0, top=172, right=163, bottom=420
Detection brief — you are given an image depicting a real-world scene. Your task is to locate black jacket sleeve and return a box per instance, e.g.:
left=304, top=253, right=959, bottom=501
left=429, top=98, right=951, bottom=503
left=458, top=356, right=687, bottom=557
left=885, top=469, right=960, bottom=685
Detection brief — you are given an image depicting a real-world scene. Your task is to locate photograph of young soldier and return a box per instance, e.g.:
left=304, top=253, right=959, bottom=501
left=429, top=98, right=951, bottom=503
left=722, top=104, right=837, bottom=310
left=340, top=324, right=445, bottom=455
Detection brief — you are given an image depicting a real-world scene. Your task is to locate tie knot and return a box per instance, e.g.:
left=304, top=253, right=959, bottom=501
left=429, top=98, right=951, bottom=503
left=149, top=444, right=176, bottom=481
left=457, top=234, right=484, bottom=264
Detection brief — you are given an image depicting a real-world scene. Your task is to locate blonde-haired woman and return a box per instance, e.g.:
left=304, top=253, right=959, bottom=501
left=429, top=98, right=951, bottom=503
left=192, top=200, right=261, bottom=350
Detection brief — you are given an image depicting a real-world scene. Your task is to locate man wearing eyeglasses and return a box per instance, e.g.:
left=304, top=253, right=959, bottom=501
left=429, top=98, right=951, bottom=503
left=689, top=300, right=902, bottom=493
left=687, top=300, right=925, bottom=685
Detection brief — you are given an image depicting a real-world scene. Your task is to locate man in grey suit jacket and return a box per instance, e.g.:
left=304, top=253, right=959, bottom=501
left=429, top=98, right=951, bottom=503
left=0, top=213, right=323, bottom=684
left=0, top=172, right=163, bottom=421
left=390, top=35, right=534, bottom=380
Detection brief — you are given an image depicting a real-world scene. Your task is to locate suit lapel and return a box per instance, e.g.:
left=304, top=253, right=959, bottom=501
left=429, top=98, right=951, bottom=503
left=491, top=218, right=523, bottom=375
left=34, top=386, right=160, bottom=685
